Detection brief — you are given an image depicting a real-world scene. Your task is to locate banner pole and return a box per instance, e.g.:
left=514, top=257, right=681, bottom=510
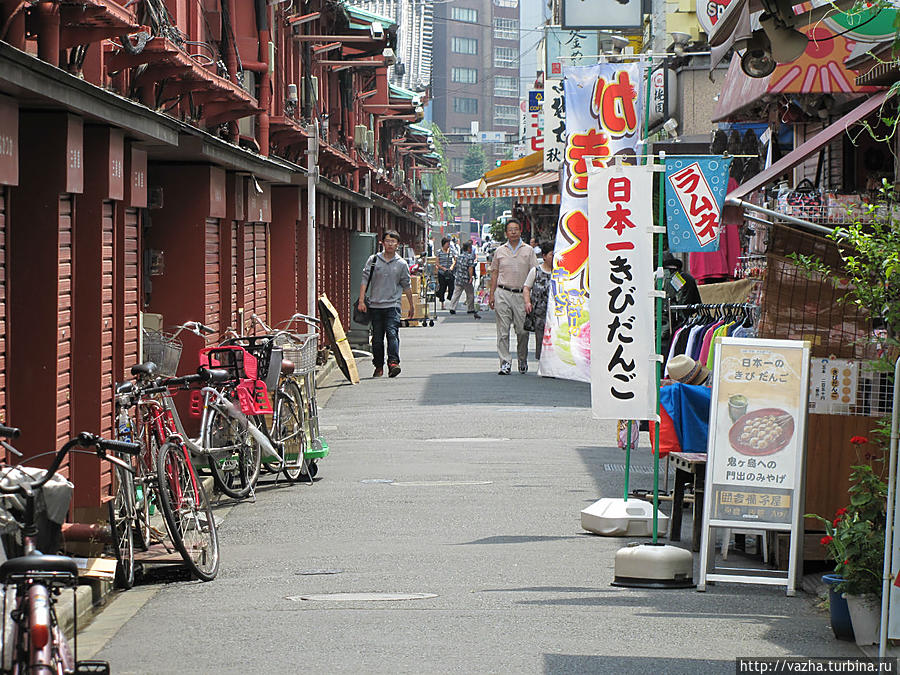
left=624, top=421, right=632, bottom=501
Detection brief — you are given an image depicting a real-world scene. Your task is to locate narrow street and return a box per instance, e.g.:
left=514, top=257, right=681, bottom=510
left=87, top=313, right=858, bottom=674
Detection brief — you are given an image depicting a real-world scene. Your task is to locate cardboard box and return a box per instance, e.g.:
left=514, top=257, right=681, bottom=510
left=410, top=276, right=421, bottom=295
left=401, top=293, right=426, bottom=318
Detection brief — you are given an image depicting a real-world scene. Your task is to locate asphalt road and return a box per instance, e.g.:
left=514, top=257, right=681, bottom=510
left=88, top=310, right=859, bottom=674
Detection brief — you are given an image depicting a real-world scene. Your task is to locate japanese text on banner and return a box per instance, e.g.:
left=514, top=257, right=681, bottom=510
left=664, top=156, right=732, bottom=253
left=588, top=165, right=657, bottom=420
left=540, top=62, right=643, bottom=383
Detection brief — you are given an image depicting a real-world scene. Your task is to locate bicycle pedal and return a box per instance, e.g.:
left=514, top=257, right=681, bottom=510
left=75, top=661, right=111, bottom=674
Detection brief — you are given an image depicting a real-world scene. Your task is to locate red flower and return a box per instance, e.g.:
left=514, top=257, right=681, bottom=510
left=820, top=535, right=833, bottom=547
left=833, top=517, right=842, bottom=526
left=850, top=436, right=869, bottom=445
left=835, top=507, right=848, bottom=517
left=844, top=560, right=850, bottom=565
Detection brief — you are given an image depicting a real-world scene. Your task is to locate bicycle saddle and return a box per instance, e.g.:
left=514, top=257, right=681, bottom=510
left=200, top=368, right=231, bottom=383
left=0, top=554, right=79, bottom=583
left=130, top=362, right=158, bottom=378
left=281, top=359, right=295, bottom=375
left=115, top=381, right=135, bottom=395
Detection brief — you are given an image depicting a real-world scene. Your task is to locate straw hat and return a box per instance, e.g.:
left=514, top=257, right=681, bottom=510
left=667, top=354, right=710, bottom=385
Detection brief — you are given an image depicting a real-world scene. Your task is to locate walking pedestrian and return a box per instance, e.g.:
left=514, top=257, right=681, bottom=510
left=436, top=236, right=456, bottom=310
left=448, top=240, right=481, bottom=319
left=489, top=219, right=538, bottom=375
left=357, top=230, right=414, bottom=378
left=523, top=240, right=554, bottom=360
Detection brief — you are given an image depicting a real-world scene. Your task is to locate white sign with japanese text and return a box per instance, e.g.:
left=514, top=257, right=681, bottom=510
left=543, top=79, right=566, bottom=171
left=545, top=27, right=599, bottom=77
left=699, top=337, right=810, bottom=595
left=809, top=357, right=859, bottom=415
left=587, top=164, right=657, bottom=421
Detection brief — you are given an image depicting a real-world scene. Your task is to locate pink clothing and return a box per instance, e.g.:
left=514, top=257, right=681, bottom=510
left=689, top=177, right=741, bottom=282
left=698, top=320, right=724, bottom=366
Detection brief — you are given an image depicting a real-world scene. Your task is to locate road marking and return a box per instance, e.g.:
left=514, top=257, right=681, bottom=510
left=287, top=592, right=438, bottom=602
left=423, top=437, right=509, bottom=443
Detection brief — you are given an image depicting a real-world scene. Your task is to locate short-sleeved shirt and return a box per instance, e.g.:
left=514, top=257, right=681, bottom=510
left=491, top=240, right=539, bottom=289
left=362, top=253, right=411, bottom=309
left=454, top=251, right=475, bottom=284
left=437, top=249, right=455, bottom=274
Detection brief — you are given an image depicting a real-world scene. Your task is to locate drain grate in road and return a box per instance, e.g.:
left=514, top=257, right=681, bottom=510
left=603, top=463, right=655, bottom=474
left=287, top=592, right=438, bottom=602
left=294, top=569, right=343, bottom=576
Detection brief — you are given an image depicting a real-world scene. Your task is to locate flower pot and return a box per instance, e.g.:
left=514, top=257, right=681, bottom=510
left=822, top=575, right=854, bottom=641
left=844, top=593, right=881, bottom=646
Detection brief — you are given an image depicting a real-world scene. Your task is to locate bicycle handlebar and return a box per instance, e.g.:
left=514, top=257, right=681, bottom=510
left=0, top=424, right=20, bottom=439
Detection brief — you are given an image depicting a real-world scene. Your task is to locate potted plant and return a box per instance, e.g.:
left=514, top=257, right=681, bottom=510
left=808, top=437, right=887, bottom=646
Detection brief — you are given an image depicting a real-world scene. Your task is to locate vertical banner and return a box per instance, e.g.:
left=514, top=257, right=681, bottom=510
left=543, top=79, right=566, bottom=171
left=665, top=155, right=732, bottom=252
left=588, top=164, right=657, bottom=420
left=539, top=62, right=643, bottom=382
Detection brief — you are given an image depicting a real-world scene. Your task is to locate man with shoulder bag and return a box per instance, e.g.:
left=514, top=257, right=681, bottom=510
left=356, top=230, right=414, bottom=378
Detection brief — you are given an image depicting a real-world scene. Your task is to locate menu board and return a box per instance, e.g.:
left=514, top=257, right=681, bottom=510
left=699, top=337, right=810, bottom=595
left=809, top=357, right=859, bottom=415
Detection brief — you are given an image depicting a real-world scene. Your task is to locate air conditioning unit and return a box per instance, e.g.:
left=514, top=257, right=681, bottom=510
left=353, top=125, right=367, bottom=148
left=382, top=48, right=396, bottom=66
left=366, top=129, right=375, bottom=153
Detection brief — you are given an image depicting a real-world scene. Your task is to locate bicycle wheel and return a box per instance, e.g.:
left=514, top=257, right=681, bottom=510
left=156, top=442, right=219, bottom=581
left=275, top=381, right=307, bottom=482
left=108, top=463, right=135, bottom=589
left=204, top=406, right=261, bottom=499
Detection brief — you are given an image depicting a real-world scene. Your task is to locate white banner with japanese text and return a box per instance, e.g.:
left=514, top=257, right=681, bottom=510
left=539, top=62, right=644, bottom=382
left=588, top=164, right=657, bottom=420
left=543, top=79, right=565, bottom=171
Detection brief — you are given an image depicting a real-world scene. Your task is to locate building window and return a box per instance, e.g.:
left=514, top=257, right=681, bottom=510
left=453, top=97, right=478, bottom=114
left=449, top=157, right=466, bottom=173
left=451, top=67, right=478, bottom=84
left=494, top=46, right=518, bottom=69
left=451, top=37, right=478, bottom=55
left=493, top=0, right=518, bottom=7
left=494, top=76, right=518, bottom=98
left=450, top=127, right=470, bottom=135
left=494, top=104, right=518, bottom=127
left=450, top=7, right=478, bottom=22
left=493, top=17, right=518, bottom=40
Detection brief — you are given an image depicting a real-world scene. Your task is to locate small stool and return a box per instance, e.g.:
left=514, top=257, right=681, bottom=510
left=721, top=529, right=769, bottom=563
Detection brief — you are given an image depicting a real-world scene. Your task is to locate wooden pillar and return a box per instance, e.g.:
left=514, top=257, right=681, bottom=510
left=270, top=186, right=302, bottom=325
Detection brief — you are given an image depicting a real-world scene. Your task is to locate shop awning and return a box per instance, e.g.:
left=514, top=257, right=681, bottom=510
left=727, top=88, right=894, bottom=202
left=451, top=151, right=548, bottom=199
left=452, top=167, right=559, bottom=200
left=343, top=3, right=396, bottom=31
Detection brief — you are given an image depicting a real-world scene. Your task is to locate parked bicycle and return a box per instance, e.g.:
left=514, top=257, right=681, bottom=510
left=248, top=312, right=329, bottom=481
left=114, top=361, right=231, bottom=582
left=0, top=425, right=140, bottom=675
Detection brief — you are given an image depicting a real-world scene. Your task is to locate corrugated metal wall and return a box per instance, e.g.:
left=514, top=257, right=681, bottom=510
left=57, top=195, right=73, bottom=473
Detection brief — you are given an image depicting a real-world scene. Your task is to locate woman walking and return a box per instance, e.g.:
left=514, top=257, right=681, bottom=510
left=523, top=241, right=554, bottom=361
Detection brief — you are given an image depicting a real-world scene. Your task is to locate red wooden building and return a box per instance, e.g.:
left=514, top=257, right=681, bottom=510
left=0, top=0, right=435, bottom=514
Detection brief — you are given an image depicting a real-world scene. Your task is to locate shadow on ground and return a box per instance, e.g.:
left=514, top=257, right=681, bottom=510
left=545, top=654, right=733, bottom=674
left=420, top=371, right=591, bottom=407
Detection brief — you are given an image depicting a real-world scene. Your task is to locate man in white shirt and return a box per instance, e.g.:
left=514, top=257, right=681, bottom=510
left=489, top=220, right=538, bottom=375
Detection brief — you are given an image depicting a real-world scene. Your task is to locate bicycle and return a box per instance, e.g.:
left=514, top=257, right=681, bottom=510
left=0, top=424, right=141, bottom=675
left=249, top=313, right=329, bottom=481
left=115, top=363, right=228, bottom=581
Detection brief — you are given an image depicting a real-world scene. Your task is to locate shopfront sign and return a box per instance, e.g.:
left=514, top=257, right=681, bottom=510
left=562, top=0, right=642, bottom=30
left=0, top=96, right=18, bottom=186
left=809, top=357, right=858, bottom=415
left=699, top=337, right=810, bottom=595
left=545, top=27, right=599, bottom=76
left=587, top=163, right=656, bottom=420
left=664, top=155, right=732, bottom=252
left=540, top=62, right=643, bottom=383
left=543, top=79, right=566, bottom=171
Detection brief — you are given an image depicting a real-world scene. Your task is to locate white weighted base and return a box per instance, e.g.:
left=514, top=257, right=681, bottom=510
left=612, top=542, right=695, bottom=588
left=580, top=497, right=669, bottom=537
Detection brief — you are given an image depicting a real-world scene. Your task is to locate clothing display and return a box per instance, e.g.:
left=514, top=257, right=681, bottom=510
left=664, top=304, right=758, bottom=378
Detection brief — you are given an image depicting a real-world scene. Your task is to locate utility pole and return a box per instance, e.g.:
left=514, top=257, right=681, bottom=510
left=307, top=119, right=318, bottom=315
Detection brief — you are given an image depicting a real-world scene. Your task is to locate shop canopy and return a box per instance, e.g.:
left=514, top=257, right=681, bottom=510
left=452, top=151, right=560, bottom=202
left=343, top=3, right=397, bottom=31
left=727, top=87, right=894, bottom=202
left=711, top=24, right=879, bottom=122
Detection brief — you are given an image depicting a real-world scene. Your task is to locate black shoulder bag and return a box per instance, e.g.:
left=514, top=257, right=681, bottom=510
left=353, top=256, right=378, bottom=325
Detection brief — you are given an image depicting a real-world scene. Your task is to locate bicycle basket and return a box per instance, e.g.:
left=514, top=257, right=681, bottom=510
left=142, top=329, right=183, bottom=376
left=277, top=333, right=317, bottom=375
left=199, top=346, right=258, bottom=381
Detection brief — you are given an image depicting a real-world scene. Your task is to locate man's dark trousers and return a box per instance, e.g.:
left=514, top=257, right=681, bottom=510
left=370, top=306, right=401, bottom=367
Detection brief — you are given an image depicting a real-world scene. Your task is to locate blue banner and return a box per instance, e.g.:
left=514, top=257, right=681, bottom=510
left=664, top=155, right=732, bottom=252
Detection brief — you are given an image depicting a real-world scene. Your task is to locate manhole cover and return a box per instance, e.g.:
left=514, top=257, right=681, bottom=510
left=360, top=479, right=395, bottom=484
left=390, top=480, right=493, bottom=487
left=295, top=569, right=343, bottom=576
left=287, top=592, right=438, bottom=602
left=424, top=437, right=509, bottom=443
